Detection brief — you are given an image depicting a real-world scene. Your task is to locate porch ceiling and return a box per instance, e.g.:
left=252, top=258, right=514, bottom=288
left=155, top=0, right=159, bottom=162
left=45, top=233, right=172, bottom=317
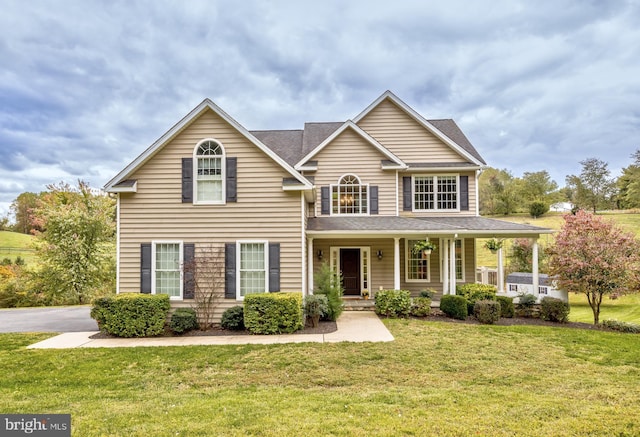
left=306, top=216, right=553, bottom=238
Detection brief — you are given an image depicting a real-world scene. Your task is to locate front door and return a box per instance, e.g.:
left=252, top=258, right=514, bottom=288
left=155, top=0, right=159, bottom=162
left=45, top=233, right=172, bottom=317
left=340, top=248, right=361, bottom=295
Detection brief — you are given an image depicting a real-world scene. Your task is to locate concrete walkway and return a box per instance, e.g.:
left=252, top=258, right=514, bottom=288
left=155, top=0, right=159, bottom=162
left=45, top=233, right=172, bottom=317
left=27, top=311, right=394, bottom=349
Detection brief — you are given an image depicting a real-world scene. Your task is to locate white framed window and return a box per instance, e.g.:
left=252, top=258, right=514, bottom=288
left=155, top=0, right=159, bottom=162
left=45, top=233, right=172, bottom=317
left=439, top=239, right=465, bottom=282
left=331, top=174, right=369, bottom=215
left=237, top=241, right=268, bottom=299
left=405, top=239, right=430, bottom=282
left=413, top=175, right=459, bottom=211
left=509, top=284, right=518, bottom=292
left=538, top=286, right=548, bottom=295
left=194, top=139, right=225, bottom=204
left=152, top=241, right=183, bottom=299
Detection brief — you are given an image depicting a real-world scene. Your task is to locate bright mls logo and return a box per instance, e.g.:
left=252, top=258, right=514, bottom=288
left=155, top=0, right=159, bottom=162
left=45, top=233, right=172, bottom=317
left=1, top=414, right=70, bottom=436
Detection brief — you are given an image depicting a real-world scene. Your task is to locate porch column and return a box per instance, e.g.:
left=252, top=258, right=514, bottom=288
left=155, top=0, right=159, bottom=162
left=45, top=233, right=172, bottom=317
left=394, top=237, right=401, bottom=290
left=449, top=238, right=457, bottom=294
left=497, top=247, right=504, bottom=293
left=532, top=238, right=539, bottom=297
left=307, top=237, right=314, bottom=294
left=442, top=239, right=449, bottom=295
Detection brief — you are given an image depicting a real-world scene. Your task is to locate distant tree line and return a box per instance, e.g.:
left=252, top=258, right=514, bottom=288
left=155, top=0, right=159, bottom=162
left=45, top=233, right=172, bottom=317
left=480, top=150, right=640, bottom=216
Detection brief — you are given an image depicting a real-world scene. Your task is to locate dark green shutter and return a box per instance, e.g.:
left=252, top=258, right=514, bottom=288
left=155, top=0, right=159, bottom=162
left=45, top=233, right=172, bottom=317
left=183, top=244, right=195, bottom=299
left=268, top=243, right=280, bottom=292
left=226, top=157, right=237, bottom=202
left=403, top=177, right=412, bottom=211
left=321, top=186, right=330, bottom=215
left=370, top=185, right=379, bottom=214
left=225, top=243, right=236, bottom=299
left=182, top=158, right=193, bottom=203
left=460, top=176, right=469, bottom=211
left=140, top=243, right=152, bottom=293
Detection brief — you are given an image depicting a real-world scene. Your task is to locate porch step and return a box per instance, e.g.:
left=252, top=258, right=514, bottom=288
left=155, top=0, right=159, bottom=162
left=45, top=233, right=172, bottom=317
left=342, top=299, right=375, bottom=311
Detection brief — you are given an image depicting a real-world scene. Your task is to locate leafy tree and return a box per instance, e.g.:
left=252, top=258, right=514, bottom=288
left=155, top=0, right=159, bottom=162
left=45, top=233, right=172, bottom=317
left=617, top=149, right=640, bottom=209
left=507, top=238, right=548, bottom=275
left=521, top=171, right=560, bottom=205
left=30, top=181, right=116, bottom=304
left=528, top=200, right=549, bottom=218
left=547, top=211, right=640, bottom=324
left=566, top=158, right=616, bottom=213
left=10, top=192, right=43, bottom=234
left=479, top=167, right=523, bottom=215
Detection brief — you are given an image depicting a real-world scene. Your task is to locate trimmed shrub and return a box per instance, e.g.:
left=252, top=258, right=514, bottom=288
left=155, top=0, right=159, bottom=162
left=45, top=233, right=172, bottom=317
left=474, top=300, right=501, bottom=324
left=314, top=263, right=344, bottom=321
left=304, top=294, right=329, bottom=327
left=90, top=294, right=170, bottom=338
left=221, top=306, right=245, bottom=331
left=420, top=289, right=436, bottom=299
left=411, top=297, right=431, bottom=317
left=170, top=308, right=199, bottom=334
left=244, top=292, right=303, bottom=334
left=496, top=295, right=515, bottom=318
left=602, top=319, right=640, bottom=333
left=456, top=283, right=497, bottom=314
left=529, top=200, right=549, bottom=218
left=518, top=293, right=537, bottom=307
left=440, top=295, right=468, bottom=320
left=374, top=289, right=412, bottom=318
left=540, top=297, right=570, bottom=323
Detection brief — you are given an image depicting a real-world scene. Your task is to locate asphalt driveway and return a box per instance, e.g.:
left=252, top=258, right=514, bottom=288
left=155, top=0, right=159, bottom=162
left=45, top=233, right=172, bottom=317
left=0, top=306, right=98, bottom=333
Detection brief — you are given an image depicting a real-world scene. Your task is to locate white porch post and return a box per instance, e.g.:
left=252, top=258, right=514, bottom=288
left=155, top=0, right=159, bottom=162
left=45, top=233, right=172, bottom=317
left=532, top=238, right=539, bottom=297
left=497, top=247, right=504, bottom=293
left=307, top=237, right=314, bottom=295
left=394, top=237, right=401, bottom=290
left=442, top=239, right=449, bottom=295
left=449, top=238, right=457, bottom=294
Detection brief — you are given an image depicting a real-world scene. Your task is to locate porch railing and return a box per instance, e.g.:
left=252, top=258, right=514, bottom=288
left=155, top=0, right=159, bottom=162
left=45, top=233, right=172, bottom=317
left=476, top=266, right=498, bottom=286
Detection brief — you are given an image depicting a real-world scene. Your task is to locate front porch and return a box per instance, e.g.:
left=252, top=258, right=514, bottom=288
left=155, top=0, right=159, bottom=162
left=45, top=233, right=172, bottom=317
left=306, top=216, right=553, bottom=298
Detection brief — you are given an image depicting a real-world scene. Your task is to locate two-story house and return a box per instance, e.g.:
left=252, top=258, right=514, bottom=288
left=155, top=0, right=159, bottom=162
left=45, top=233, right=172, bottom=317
left=104, top=91, right=552, bottom=320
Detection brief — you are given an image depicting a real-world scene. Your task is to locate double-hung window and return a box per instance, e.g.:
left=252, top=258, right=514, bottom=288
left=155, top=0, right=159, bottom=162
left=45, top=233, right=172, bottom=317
left=238, top=241, right=268, bottom=298
left=406, top=239, right=430, bottom=282
left=331, top=174, right=368, bottom=215
left=152, top=241, right=183, bottom=299
left=413, top=175, right=458, bottom=211
left=194, top=139, right=225, bottom=204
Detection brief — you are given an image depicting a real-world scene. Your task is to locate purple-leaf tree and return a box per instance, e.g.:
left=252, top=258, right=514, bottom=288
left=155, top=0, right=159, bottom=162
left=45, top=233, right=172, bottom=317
left=547, top=210, right=640, bottom=324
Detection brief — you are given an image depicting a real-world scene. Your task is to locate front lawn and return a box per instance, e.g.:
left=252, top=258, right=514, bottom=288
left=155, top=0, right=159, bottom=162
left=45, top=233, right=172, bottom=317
left=1, top=321, right=639, bottom=436
left=569, top=292, right=640, bottom=324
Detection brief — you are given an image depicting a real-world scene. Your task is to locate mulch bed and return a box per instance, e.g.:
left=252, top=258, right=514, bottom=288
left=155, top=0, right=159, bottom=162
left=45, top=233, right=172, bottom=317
left=90, top=320, right=337, bottom=339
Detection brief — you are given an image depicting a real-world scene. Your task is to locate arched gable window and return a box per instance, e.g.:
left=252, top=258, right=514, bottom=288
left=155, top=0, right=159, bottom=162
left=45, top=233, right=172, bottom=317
left=194, top=139, right=225, bottom=203
left=331, top=174, right=368, bottom=215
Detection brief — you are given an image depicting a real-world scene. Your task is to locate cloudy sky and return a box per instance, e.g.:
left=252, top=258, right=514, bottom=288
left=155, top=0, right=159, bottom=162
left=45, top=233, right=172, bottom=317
left=1, top=0, right=639, bottom=217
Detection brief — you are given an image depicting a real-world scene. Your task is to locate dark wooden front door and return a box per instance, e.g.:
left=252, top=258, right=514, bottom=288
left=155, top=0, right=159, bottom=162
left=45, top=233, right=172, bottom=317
left=340, top=248, right=360, bottom=295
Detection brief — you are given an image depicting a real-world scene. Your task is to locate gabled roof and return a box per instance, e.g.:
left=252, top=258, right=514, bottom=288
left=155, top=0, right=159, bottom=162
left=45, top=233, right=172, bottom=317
left=104, top=99, right=312, bottom=192
left=353, top=91, right=486, bottom=166
left=294, top=121, right=407, bottom=170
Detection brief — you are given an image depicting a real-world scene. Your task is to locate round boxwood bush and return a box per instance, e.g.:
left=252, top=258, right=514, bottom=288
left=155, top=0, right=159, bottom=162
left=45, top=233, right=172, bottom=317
left=170, top=308, right=199, bottom=334
left=411, top=297, right=431, bottom=317
left=474, top=300, right=501, bottom=324
left=374, top=289, right=412, bottom=318
left=221, top=306, right=245, bottom=331
left=540, top=297, right=570, bottom=323
left=440, top=295, right=468, bottom=320
left=496, top=295, right=515, bottom=318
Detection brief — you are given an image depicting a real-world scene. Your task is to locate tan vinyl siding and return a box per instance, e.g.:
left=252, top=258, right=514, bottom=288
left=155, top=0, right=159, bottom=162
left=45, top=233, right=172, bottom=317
left=118, top=109, right=303, bottom=302
left=398, top=170, right=477, bottom=217
left=313, top=128, right=396, bottom=216
left=357, top=99, right=469, bottom=163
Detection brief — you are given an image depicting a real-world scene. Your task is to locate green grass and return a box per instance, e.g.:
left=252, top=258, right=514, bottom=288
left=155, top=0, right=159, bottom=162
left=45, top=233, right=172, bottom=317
left=0, top=230, right=36, bottom=264
left=569, top=293, right=640, bottom=324
left=2, top=321, right=640, bottom=436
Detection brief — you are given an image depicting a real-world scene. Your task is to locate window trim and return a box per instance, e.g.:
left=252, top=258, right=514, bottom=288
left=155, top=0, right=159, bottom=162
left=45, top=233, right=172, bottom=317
left=193, top=138, right=226, bottom=205
left=236, top=240, right=269, bottom=300
left=151, top=240, right=183, bottom=300
left=412, top=174, right=460, bottom=212
left=405, top=239, right=431, bottom=283
left=330, top=173, right=370, bottom=216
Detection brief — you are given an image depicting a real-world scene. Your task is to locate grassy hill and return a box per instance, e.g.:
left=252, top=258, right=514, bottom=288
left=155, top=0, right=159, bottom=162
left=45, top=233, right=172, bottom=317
left=0, top=231, right=36, bottom=264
